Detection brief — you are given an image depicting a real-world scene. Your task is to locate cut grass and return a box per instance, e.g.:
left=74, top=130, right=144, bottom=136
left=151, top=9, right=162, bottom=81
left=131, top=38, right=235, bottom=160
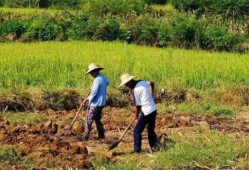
left=0, top=112, right=49, bottom=125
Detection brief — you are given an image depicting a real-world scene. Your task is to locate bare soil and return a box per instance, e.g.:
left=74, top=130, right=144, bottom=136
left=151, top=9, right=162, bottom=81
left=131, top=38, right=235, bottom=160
left=0, top=107, right=248, bottom=169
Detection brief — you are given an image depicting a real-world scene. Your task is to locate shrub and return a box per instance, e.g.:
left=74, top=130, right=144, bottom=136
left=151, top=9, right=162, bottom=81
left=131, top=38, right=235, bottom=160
left=171, top=0, right=212, bottom=13
left=27, top=16, right=63, bottom=41
left=83, top=16, right=102, bottom=40
left=4, top=0, right=39, bottom=8
left=128, top=16, right=160, bottom=46
left=212, top=0, right=249, bottom=20
left=83, top=0, right=146, bottom=16
left=158, top=21, right=171, bottom=47
left=0, top=20, right=27, bottom=39
left=171, top=0, right=249, bottom=20
left=49, top=0, right=83, bottom=9
left=66, top=13, right=90, bottom=40
left=146, top=0, right=169, bottom=5
left=38, top=0, right=50, bottom=8
left=0, top=0, right=4, bottom=6
left=96, top=18, right=120, bottom=41
left=168, top=14, right=201, bottom=48
left=200, top=26, right=239, bottom=51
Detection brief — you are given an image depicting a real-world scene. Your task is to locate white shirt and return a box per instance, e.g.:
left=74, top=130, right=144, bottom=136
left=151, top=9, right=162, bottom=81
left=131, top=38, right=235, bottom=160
left=133, top=81, right=156, bottom=116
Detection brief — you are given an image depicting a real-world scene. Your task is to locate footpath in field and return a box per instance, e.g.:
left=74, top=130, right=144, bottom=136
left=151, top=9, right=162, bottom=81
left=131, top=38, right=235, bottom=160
left=0, top=107, right=249, bottom=169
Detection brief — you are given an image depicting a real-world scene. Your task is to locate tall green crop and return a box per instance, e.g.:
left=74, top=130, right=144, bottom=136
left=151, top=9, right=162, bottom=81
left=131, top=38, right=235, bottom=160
left=0, top=41, right=248, bottom=90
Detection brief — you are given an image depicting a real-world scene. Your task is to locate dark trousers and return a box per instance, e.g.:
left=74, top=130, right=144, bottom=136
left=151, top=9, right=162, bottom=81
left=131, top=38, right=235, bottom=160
left=83, top=106, right=105, bottom=139
left=134, top=110, right=157, bottom=152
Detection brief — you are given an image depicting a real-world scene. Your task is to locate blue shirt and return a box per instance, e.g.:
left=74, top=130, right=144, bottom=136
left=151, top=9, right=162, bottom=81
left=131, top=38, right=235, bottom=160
left=87, top=73, right=110, bottom=106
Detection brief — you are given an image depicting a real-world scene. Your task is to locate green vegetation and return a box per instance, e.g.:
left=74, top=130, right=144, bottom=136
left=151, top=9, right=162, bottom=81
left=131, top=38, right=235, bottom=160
left=0, top=112, right=49, bottom=124
left=171, top=0, right=249, bottom=20
left=0, top=41, right=248, bottom=89
left=158, top=102, right=236, bottom=116
left=0, top=7, right=72, bottom=15
left=155, top=130, right=249, bottom=169
left=1, top=0, right=249, bottom=52
left=0, top=145, right=33, bottom=168
left=0, top=41, right=248, bottom=111
left=92, top=129, right=249, bottom=169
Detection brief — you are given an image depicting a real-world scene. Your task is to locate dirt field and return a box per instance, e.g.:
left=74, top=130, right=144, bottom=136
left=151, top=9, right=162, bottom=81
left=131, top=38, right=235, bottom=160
left=0, top=107, right=249, bottom=169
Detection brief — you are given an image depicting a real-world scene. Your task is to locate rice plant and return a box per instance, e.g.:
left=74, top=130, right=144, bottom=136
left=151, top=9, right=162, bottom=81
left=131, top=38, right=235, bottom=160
left=0, top=41, right=248, bottom=90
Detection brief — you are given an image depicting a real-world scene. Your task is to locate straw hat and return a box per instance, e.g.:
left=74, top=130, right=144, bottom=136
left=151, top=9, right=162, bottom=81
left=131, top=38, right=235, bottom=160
left=119, top=73, right=136, bottom=87
left=85, top=63, right=103, bottom=74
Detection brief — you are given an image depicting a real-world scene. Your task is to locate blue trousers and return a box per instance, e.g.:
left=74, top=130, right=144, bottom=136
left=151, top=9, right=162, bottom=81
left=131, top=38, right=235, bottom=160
left=134, top=110, right=157, bottom=152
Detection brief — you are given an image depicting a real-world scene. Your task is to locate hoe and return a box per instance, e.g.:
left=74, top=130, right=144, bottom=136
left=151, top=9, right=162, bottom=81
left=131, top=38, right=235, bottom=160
left=64, top=103, right=85, bottom=131
left=108, top=117, right=136, bottom=151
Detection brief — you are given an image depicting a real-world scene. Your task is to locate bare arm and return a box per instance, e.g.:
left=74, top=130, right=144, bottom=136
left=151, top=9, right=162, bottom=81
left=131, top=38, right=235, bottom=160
left=150, top=81, right=155, bottom=97
left=131, top=89, right=141, bottom=119
left=135, top=106, right=141, bottom=119
left=81, top=91, right=91, bottom=106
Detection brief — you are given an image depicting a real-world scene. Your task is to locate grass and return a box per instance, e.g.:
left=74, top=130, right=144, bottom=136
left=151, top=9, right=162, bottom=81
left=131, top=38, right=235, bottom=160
left=0, top=112, right=49, bottom=125
left=151, top=4, right=176, bottom=14
left=0, top=7, right=74, bottom=15
left=155, top=130, right=249, bottom=169
left=157, top=101, right=236, bottom=116
left=0, top=145, right=33, bottom=168
left=0, top=41, right=248, bottom=91
left=93, top=128, right=249, bottom=169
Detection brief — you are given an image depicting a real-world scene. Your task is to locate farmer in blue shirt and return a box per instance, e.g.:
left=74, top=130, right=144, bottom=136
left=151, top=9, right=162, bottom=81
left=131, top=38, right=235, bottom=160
left=81, top=63, right=110, bottom=141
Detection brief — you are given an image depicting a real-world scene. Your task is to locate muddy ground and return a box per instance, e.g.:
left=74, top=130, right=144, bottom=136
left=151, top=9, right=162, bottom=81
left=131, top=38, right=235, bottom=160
left=0, top=107, right=249, bottom=169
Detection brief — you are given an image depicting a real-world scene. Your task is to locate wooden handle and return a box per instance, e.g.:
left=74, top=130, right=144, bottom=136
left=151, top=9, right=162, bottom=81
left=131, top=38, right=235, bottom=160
left=118, top=117, right=136, bottom=141
left=69, top=104, right=84, bottom=129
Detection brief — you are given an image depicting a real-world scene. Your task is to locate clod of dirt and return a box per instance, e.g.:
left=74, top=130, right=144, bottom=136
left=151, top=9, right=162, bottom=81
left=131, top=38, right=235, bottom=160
left=72, top=121, right=84, bottom=133
left=0, top=132, right=5, bottom=141
left=180, top=116, right=191, bottom=124
left=196, top=121, right=210, bottom=129
left=52, top=137, right=61, bottom=145
left=25, top=134, right=37, bottom=142
left=51, top=123, right=58, bottom=133
left=164, top=116, right=192, bottom=128
left=18, top=144, right=30, bottom=155
left=10, top=125, right=21, bottom=133
left=71, top=154, right=87, bottom=167
left=66, top=112, right=76, bottom=119
left=29, top=151, right=44, bottom=159
left=56, top=123, right=65, bottom=135
left=6, top=123, right=15, bottom=132
left=68, top=145, right=81, bottom=155
left=45, top=109, right=56, bottom=115
left=35, top=123, right=43, bottom=131
left=43, top=121, right=52, bottom=131
left=76, top=142, right=88, bottom=154
left=86, top=146, right=114, bottom=159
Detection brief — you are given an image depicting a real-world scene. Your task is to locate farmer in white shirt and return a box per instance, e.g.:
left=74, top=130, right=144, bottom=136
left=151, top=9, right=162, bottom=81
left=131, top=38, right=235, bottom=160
left=120, top=73, right=158, bottom=153
left=81, top=63, right=110, bottom=141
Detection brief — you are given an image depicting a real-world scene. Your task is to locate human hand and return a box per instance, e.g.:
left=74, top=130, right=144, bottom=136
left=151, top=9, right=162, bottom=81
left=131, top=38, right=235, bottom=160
left=135, top=113, right=139, bottom=119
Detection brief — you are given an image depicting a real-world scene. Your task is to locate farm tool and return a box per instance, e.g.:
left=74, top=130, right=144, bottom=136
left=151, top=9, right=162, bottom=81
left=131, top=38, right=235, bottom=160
left=64, top=103, right=85, bottom=131
left=64, top=92, right=90, bottom=131
left=108, top=117, right=136, bottom=151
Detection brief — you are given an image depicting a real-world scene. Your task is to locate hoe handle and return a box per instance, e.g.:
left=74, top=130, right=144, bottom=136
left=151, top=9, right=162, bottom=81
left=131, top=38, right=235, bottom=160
left=118, top=117, right=136, bottom=141
left=69, top=104, right=84, bottom=130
